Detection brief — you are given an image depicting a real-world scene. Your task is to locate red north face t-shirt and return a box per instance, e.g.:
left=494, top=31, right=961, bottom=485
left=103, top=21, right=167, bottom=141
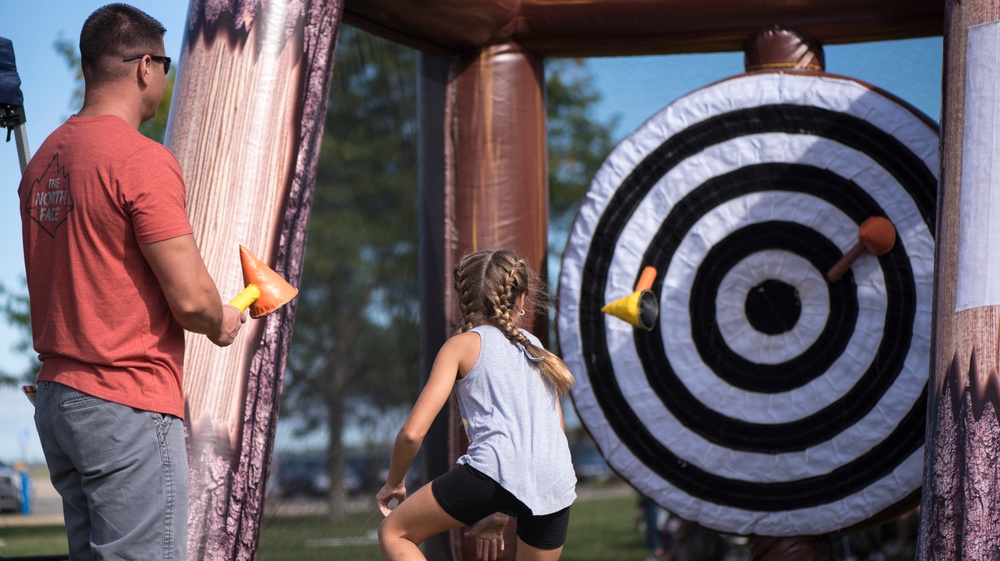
left=19, top=115, right=194, bottom=418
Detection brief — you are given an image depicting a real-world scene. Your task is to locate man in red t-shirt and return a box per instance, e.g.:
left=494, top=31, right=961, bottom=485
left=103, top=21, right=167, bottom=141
left=18, top=5, right=246, bottom=559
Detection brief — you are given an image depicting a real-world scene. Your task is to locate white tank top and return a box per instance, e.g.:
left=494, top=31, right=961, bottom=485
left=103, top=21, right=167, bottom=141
left=455, top=325, right=577, bottom=515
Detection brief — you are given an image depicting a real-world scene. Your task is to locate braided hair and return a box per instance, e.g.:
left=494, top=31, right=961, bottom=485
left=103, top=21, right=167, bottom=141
left=453, top=249, right=575, bottom=395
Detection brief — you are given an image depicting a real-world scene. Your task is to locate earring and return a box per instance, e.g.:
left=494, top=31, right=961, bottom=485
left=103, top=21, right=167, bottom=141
left=519, top=309, right=525, bottom=316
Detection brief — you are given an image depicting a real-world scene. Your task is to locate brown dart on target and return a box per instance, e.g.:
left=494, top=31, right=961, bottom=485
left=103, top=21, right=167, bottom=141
left=826, top=217, right=896, bottom=283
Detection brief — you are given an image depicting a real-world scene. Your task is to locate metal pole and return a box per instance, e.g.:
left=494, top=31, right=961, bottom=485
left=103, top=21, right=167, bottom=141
left=13, top=121, right=29, bottom=173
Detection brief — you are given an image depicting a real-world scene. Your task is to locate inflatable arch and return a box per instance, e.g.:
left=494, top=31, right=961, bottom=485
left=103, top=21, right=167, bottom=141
left=162, top=0, right=1000, bottom=559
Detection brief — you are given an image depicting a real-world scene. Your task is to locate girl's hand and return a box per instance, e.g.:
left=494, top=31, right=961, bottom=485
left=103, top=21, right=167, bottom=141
left=376, top=482, right=407, bottom=517
left=464, top=512, right=510, bottom=561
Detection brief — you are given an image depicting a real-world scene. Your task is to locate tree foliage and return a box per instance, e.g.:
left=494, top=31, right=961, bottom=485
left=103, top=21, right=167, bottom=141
left=53, top=34, right=84, bottom=111
left=0, top=279, right=39, bottom=388
left=285, top=23, right=422, bottom=422
left=546, top=59, right=619, bottom=233
left=282, top=24, right=422, bottom=520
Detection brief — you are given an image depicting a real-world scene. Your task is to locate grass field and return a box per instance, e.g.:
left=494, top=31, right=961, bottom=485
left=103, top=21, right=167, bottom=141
left=0, top=523, right=70, bottom=557
left=260, top=491, right=653, bottom=561
left=0, top=490, right=654, bottom=560
left=0, top=495, right=924, bottom=561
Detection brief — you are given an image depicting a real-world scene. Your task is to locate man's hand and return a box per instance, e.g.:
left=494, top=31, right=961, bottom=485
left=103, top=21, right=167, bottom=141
left=465, top=512, right=510, bottom=561
left=209, top=305, right=246, bottom=347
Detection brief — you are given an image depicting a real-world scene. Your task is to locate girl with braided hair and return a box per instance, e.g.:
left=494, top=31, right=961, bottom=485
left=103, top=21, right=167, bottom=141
left=377, top=249, right=577, bottom=561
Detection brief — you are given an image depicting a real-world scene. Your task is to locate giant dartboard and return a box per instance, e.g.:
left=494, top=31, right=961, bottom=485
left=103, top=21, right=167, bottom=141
left=557, top=72, right=937, bottom=537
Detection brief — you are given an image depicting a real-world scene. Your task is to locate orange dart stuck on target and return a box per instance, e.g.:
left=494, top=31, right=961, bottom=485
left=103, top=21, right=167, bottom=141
left=826, top=216, right=896, bottom=283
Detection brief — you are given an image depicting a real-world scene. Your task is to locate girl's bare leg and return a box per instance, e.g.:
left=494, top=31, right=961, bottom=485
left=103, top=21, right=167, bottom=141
left=378, top=483, right=465, bottom=561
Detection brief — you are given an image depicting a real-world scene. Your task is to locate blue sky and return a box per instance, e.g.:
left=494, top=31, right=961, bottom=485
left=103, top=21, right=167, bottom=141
left=0, top=2, right=943, bottom=463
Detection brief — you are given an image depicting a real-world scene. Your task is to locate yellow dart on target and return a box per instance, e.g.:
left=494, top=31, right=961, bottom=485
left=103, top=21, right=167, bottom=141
left=601, top=266, right=659, bottom=330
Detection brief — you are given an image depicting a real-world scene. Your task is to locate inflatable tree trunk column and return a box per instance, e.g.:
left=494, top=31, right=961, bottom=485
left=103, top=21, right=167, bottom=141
left=920, top=1, right=1000, bottom=559
left=732, top=32, right=830, bottom=561
left=439, top=42, right=549, bottom=561
left=165, top=1, right=343, bottom=559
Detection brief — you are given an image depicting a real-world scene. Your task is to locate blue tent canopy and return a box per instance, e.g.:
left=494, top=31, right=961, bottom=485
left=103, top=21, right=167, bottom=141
left=0, top=36, right=24, bottom=107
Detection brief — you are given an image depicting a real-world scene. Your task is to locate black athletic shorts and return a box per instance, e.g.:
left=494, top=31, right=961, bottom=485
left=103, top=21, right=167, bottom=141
left=431, top=463, right=571, bottom=550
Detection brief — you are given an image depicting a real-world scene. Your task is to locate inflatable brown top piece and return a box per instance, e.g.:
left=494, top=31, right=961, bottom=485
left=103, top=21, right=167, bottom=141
left=744, top=26, right=825, bottom=72
left=343, top=0, right=943, bottom=56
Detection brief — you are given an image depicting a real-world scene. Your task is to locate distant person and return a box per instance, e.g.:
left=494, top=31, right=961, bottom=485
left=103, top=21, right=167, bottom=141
left=668, top=517, right=731, bottom=561
left=18, top=4, right=245, bottom=559
left=376, top=249, right=577, bottom=561
left=636, top=494, right=668, bottom=561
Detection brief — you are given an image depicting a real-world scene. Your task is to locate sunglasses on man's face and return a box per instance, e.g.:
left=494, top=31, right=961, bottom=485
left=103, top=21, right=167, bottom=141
left=122, top=54, right=171, bottom=75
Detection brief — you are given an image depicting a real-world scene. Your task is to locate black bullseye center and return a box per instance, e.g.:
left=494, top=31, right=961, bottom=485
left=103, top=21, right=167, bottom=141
left=744, top=279, right=801, bottom=335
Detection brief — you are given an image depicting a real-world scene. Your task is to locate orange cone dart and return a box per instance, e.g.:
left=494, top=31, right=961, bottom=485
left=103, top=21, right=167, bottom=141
left=228, top=245, right=298, bottom=318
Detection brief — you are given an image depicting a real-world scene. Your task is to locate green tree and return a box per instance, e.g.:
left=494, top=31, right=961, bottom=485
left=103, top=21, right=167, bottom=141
left=546, top=58, right=619, bottom=234
left=0, top=279, right=38, bottom=388
left=282, top=25, right=618, bottom=522
left=53, top=34, right=84, bottom=111
left=283, top=24, right=422, bottom=521
left=544, top=59, right=619, bottom=346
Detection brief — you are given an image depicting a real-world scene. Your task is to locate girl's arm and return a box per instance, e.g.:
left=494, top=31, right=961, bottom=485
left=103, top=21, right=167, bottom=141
left=377, top=330, right=480, bottom=515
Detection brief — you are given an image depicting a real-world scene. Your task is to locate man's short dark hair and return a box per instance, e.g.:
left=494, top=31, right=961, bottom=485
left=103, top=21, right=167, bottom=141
left=80, top=3, right=166, bottom=82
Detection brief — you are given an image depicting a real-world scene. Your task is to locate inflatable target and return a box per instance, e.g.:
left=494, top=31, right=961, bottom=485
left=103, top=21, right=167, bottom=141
left=558, top=72, right=937, bottom=537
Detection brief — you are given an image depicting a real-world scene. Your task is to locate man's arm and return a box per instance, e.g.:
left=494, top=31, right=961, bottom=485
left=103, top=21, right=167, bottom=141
left=139, top=234, right=245, bottom=346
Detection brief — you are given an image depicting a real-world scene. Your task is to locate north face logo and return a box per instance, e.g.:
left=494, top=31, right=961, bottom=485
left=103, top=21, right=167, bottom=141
left=24, top=153, right=74, bottom=238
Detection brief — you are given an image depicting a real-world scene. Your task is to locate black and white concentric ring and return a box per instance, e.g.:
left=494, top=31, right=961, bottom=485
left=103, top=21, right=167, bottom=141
left=558, top=73, right=937, bottom=536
